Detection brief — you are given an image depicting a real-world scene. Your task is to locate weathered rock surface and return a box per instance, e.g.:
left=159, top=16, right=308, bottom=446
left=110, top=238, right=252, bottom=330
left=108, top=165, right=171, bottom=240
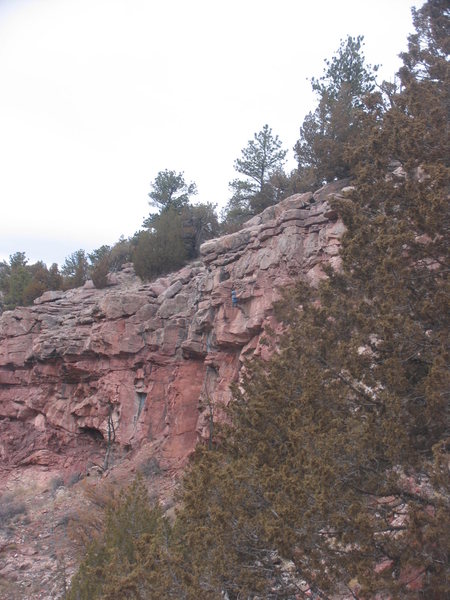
left=0, top=183, right=346, bottom=598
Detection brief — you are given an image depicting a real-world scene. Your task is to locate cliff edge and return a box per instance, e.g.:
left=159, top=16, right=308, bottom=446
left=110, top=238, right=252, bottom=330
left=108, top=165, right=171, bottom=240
left=0, top=183, right=347, bottom=597
left=0, top=185, right=347, bottom=485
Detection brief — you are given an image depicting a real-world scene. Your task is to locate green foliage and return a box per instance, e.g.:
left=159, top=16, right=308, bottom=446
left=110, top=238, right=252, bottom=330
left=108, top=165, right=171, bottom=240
left=137, top=166, right=218, bottom=279
left=61, top=249, right=89, bottom=290
left=68, top=477, right=175, bottom=600
left=0, top=253, right=32, bottom=311
left=0, top=237, right=134, bottom=307
left=0, top=253, right=62, bottom=311
left=133, top=208, right=188, bottom=280
left=146, top=169, right=197, bottom=216
left=295, top=35, right=378, bottom=188
left=88, top=240, right=133, bottom=288
left=232, top=124, right=287, bottom=195
left=88, top=245, right=112, bottom=267
left=108, top=238, right=133, bottom=271
left=181, top=202, right=220, bottom=258
left=90, top=257, right=110, bottom=289
left=134, top=169, right=218, bottom=279
left=399, top=0, right=449, bottom=84
left=87, top=245, right=112, bottom=288
left=23, top=261, right=61, bottom=304
left=311, top=34, right=377, bottom=104
left=219, top=183, right=254, bottom=232
left=222, top=125, right=287, bottom=230
left=174, top=12, right=449, bottom=592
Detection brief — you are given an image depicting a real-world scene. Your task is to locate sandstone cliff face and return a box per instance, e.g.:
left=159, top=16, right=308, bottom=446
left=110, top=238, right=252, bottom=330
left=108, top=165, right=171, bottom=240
left=0, top=185, right=346, bottom=487
left=0, top=184, right=346, bottom=597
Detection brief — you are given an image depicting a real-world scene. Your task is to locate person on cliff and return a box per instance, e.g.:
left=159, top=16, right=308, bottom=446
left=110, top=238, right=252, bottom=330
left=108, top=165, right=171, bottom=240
left=231, top=289, right=238, bottom=308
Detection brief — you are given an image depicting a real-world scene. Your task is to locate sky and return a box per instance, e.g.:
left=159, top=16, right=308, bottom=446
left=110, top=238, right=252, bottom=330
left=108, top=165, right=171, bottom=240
left=0, top=0, right=424, bottom=267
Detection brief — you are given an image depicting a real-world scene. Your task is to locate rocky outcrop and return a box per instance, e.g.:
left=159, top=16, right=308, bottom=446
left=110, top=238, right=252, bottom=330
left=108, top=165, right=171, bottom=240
left=0, top=183, right=349, bottom=598
left=0, top=185, right=347, bottom=492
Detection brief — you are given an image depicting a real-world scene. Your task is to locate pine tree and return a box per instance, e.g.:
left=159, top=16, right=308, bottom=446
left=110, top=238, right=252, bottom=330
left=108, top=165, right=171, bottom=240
left=68, top=477, right=175, bottom=600
left=0, top=253, right=32, bottom=311
left=295, top=35, right=378, bottom=188
left=133, top=208, right=188, bottom=280
left=146, top=169, right=197, bottom=220
left=62, top=249, right=89, bottom=290
left=222, top=125, right=287, bottom=230
left=0, top=253, right=62, bottom=310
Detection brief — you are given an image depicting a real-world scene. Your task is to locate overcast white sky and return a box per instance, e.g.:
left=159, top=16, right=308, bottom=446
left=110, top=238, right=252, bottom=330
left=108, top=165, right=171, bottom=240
left=0, top=0, right=423, bottom=267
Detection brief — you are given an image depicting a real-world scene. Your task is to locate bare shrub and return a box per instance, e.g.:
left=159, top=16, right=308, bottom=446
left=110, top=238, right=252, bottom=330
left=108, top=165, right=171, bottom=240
left=67, top=478, right=118, bottom=556
left=50, top=476, right=64, bottom=493
left=0, top=498, right=27, bottom=524
left=137, top=457, right=161, bottom=478
left=67, top=472, right=82, bottom=487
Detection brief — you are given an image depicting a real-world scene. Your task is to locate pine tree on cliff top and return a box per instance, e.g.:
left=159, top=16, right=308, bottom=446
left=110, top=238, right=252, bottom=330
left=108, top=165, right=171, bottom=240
left=295, top=35, right=378, bottom=189
left=222, top=124, right=287, bottom=231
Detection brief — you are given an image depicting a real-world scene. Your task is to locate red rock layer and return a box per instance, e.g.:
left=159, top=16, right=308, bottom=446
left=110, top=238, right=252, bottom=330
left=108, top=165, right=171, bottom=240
left=0, top=184, right=347, bottom=488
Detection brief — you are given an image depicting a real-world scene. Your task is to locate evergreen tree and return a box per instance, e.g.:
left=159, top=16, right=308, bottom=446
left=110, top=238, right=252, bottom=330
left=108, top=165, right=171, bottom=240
left=181, top=202, right=220, bottom=258
left=180, top=4, right=449, bottom=596
left=23, top=261, right=62, bottom=304
left=133, top=208, right=188, bottom=280
left=88, top=245, right=112, bottom=268
left=0, top=252, right=32, bottom=311
left=87, top=242, right=132, bottom=289
left=295, top=35, right=378, bottom=188
left=68, top=477, right=175, bottom=600
left=138, top=167, right=218, bottom=277
left=0, top=253, right=62, bottom=311
left=61, top=249, right=89, bottom=290
left=222, top=125, right=287, bottom=229
left=146, top=169, right=197, bottom=220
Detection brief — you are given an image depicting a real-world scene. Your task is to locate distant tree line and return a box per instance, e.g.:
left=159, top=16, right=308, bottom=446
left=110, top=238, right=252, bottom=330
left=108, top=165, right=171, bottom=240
left=0, top=252, right=62, bottom=311
left=0, top=242, right=130, bottom=312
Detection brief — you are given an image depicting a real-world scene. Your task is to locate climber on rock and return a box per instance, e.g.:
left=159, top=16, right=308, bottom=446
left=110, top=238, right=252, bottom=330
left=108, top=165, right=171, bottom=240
left=231, top=289, right=238, bottom=308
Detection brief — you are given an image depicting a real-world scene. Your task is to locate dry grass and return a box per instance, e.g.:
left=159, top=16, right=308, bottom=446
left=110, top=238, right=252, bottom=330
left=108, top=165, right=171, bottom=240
left=66, top=477, right=119, bottom=556
left=0, top=492, right=27, bottom=527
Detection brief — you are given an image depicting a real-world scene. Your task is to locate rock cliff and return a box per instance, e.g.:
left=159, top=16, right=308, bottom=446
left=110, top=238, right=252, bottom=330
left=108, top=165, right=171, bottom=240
left=0, top=183, right=346, bottom=597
